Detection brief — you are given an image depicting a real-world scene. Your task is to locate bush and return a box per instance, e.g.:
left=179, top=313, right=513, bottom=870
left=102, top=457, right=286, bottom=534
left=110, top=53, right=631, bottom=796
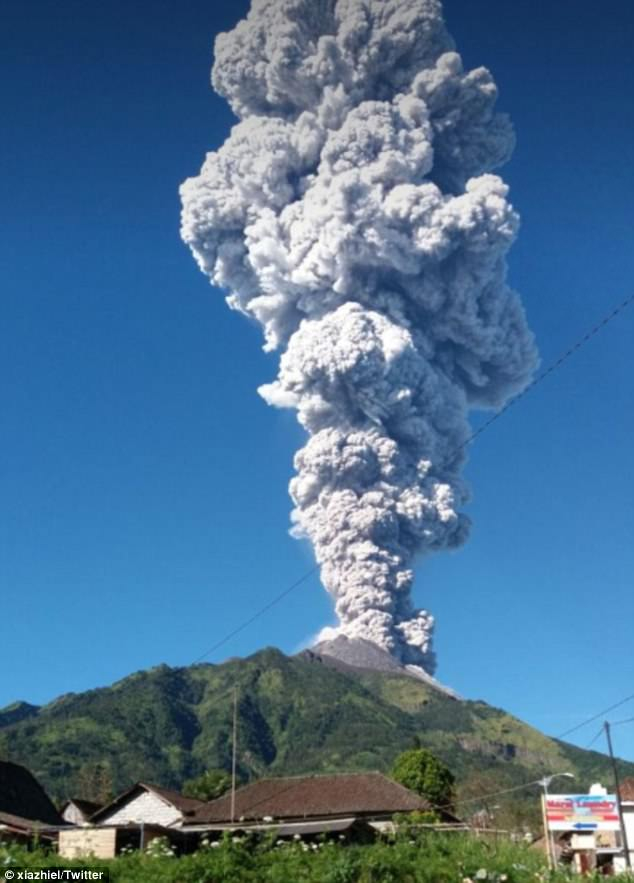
left=3, top=834, right=634, bottom=882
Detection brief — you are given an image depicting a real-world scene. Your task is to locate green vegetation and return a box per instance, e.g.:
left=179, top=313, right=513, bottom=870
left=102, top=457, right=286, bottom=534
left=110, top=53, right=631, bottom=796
left=391, top=748, right=455, bottom=808
left=182, top=768, right=232, bottom=801
left=3, top=833, right=633, bottom=882
left=0, top=647, right=631, bottom=820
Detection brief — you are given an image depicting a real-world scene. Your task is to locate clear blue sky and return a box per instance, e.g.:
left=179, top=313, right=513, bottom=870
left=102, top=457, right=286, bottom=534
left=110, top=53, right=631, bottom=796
left=2, top=0, right=633, bottom=766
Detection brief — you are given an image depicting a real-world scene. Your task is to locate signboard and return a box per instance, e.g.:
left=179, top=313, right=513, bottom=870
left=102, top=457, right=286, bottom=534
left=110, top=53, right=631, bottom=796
left=546, top=794, right=621, bottom=832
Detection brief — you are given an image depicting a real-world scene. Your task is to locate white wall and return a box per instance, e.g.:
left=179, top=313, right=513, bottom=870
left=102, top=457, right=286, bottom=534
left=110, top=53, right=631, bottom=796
left=62, top=803, right=90, bottom=827
left=59, top=828, right=117, bottom=859
left=98, top=790, right=181, bottom=828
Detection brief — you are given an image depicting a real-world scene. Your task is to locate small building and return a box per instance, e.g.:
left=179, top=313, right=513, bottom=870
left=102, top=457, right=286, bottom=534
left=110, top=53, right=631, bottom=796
left=183, top=771, right=447, bottom=842
left=57, top=782, right=201, bottom=859
left=60, top=799, right=102, bottom=827
left=58, top=823, right=178, bottom=859
left=89, top=782, right=203, bottom=829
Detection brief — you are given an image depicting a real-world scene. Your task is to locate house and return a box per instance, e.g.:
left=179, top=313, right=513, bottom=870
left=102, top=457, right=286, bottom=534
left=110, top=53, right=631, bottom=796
left=89, top=782, right=203, bottom=829
left=57, top=783, right=200, bottom=859
left=183, top=771, right=447, bottom=840
left=60, top=799, right=102, bottom=827
left=0, top=760, right=63, bottom=845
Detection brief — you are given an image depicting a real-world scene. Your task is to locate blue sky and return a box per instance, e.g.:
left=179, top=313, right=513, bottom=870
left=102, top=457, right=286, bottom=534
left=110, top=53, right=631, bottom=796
left=2, top=0, right=633, bottom=768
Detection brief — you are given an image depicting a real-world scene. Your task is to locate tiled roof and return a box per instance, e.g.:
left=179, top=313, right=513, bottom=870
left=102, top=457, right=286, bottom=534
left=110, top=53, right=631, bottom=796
left=145, top=784, right=205, bottom=815
left=191, top=772, right=430, bottom=823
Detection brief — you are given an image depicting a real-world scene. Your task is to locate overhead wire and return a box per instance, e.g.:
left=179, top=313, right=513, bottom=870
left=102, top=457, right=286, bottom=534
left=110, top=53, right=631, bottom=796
left=449, top=777, right=548, bottom=811
left=190, top=564, right=320, bottom=666
left=610, top=716, right=634, bottom=728
left=191, top=292, right=634, bottom=666
left=557, top=692, right=634, bottom=741
left=431, top=774, right=576, bottom=817
left=456, top=292, right=634, bottom=454
left=584, top=726, right=605, bottom=751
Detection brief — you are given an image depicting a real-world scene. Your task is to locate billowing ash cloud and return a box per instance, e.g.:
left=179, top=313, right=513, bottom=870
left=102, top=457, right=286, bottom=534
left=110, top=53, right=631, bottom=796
left=180, top=0, right=538, bottom=674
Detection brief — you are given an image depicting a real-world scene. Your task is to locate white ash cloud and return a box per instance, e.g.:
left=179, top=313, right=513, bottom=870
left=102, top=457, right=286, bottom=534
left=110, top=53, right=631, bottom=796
left=180, top=0, right=538, bottom=674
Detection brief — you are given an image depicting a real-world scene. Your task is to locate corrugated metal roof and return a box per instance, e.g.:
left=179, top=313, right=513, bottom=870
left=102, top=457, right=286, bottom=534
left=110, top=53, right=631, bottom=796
left=0, top=810, right=48, bottom=830
left=183, top=816, right=364, bottom=836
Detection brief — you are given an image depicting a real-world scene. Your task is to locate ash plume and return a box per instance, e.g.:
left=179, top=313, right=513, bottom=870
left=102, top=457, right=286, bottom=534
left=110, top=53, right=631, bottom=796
left=180, top=0, right=538, bottom=674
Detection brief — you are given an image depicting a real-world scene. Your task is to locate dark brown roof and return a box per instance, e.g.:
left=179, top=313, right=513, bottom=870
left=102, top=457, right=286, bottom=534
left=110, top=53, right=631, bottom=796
left=0, top=761, right=62, bottom=825
left=90, top=783, right=203, bottom=823
left=145, top=784, right=204, bottom=815
left=620, top=778, right=634, bottom=801
left=191, top=773, right=430, bottom=824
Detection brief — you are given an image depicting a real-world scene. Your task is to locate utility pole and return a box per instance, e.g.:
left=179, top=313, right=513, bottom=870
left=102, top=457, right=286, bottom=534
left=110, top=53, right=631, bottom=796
left=231, top=687, right=238, bottom=825
left=605, top=721, right=631, bottom=870
left=540, top=781, right=554, bottom=870
left=538, top=772, right=574, bottom=870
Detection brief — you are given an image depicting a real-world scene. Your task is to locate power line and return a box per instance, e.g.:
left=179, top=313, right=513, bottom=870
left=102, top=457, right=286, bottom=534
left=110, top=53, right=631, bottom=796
left=190, top=563, right=320, bottom=665
left=433, top=774, right=573, bottom=816
left=585, top=726, right=605, bottom=751
left=456, top=292, right=634, bottom=454
left=557, top=692, right=634, bottom=741
left=192, top=292, right=634, bottom=665
left=611, top=716, right=634, bottom=728
left=451, top=778, right=547, bottom=811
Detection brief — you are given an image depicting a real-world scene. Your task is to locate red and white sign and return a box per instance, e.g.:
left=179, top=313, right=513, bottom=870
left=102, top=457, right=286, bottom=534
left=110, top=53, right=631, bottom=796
left=546, top=794, right=621, bottom=832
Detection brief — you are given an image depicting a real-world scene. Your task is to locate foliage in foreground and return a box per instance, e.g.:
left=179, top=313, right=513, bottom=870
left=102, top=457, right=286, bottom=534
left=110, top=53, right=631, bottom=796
left=3, top=833, right=634, bottom=883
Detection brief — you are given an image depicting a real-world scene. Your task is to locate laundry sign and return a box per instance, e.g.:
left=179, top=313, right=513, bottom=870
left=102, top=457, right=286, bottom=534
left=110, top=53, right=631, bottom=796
left=546, top=794, right=621, bottom=831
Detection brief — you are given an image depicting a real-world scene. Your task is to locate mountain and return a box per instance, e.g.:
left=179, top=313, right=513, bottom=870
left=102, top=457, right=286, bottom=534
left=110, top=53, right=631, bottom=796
left=0, top=701, right=40, bottom=728
left=0, top=646, right=630, bottom=823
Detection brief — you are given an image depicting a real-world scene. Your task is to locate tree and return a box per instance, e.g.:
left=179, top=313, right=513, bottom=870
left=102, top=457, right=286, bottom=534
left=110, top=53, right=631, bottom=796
left=391, top=748, right=455, bottom=809
left=76, top=761, right=114, bottom=805
left=182, top=769, right=232, bottom=801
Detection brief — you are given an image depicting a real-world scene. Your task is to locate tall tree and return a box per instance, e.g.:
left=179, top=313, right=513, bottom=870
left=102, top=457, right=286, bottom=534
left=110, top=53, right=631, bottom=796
left=182, top=769, right=232, bottom=801
left=392, top=748, right=455, bottom=809
left=76, top=761, right=113, bottom=805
